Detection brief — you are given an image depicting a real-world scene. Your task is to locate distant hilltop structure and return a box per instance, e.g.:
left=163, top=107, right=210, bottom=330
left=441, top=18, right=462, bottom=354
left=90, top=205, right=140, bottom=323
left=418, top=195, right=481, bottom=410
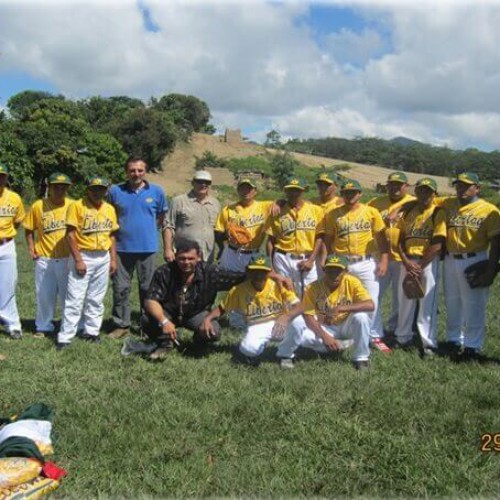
left=224, top=128, right=242, bottom=144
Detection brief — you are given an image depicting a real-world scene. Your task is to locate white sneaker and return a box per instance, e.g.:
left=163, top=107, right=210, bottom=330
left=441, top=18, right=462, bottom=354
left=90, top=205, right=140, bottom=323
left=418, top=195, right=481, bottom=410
left=280, top=358, right=294, bottom=369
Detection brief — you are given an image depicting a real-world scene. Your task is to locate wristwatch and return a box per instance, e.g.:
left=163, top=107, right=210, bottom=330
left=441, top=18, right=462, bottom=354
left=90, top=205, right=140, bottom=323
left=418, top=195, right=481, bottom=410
left=159, top=318, right=170, bottom=327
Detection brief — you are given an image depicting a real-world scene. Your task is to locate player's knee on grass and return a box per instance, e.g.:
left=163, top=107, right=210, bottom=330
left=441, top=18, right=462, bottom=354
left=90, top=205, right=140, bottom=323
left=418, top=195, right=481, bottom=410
left=239, top=337, right=265, bottom=358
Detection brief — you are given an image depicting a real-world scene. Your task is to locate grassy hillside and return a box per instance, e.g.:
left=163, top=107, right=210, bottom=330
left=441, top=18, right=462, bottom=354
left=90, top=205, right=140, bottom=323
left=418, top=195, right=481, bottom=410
left=148, top=133, right=455, bottom=197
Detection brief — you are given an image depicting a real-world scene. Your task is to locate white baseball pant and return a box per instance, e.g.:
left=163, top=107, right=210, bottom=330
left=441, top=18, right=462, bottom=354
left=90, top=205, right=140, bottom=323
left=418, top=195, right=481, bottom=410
left=347, top=258, right=379, bottom=337
left=34, top=257, right=69, bottom=333
left=0, top=240, right=21, bottom=332
left=282, top=312, right=371, bottom=362
left=395, top=258, right=439, bottom=348
left=273, top=252, right=318, bottom=298
left=444, top=251, right=489, bottom=350
left=58, top=251, right=110, bottom=344
left=371, top=259, right=402, bottom=337
left=239, top=316, right=307, bottom=359
left=219, top=247, right=259, bottom=273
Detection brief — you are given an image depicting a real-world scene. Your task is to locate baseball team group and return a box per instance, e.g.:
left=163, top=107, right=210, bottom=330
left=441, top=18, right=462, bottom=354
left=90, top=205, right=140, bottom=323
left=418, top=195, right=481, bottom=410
left=0, top=156, right=499, bottom=370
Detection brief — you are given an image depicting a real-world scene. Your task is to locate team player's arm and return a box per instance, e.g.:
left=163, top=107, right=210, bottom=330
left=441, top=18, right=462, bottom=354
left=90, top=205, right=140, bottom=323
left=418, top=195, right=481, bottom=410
left=270, top=299, right=302, bottom=338
left=25, top=230, right=38, bottom=260
left=304, top=314, right=343, bottom=352
left=419, top=209, right=447, bottom=270
left=374, top=230, right=389, bottom=277
left=66, top=226, right=86, bottom=276
left=266, top=235, right=276, bottom=261
left=13, top=198, right=26, bottom=228
left=297, top=235, right=324, bottom=272
left=475, top=234, right=500, bottom=287
left=397, top=231, right=421, bottom=277
left=214, top=207, right=227, bottom=260
left=302, top=288, right=342, bottom=351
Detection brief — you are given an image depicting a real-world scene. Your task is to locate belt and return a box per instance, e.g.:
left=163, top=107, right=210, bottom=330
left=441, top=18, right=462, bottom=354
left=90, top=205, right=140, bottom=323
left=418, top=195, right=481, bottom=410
left=449, top=252, right=477, bottom=260
left=346, top=254, right=372, bottom=263
left=228, top=245, right=258, bottom=255
left=0, top=237, right=13, bottom=246
left=275, top=249, right=311, bottom=260
left=405, top=254, right=423, bottom=260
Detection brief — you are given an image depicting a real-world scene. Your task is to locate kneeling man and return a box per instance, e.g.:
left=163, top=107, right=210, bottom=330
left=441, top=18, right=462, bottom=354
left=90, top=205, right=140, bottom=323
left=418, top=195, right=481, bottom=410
left=201, top=254, right=304, bottom=367
left=290, top=254, right=374, bottom=370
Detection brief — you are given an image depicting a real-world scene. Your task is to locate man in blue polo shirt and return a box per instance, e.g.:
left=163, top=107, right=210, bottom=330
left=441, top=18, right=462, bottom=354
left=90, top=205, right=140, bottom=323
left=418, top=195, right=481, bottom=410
left=108, top=156, right=169, bottom=338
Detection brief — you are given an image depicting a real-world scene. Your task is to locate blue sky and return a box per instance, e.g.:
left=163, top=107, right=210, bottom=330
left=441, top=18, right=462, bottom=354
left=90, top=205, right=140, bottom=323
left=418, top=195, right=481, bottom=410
left=1, top=0, right=499, bottom=151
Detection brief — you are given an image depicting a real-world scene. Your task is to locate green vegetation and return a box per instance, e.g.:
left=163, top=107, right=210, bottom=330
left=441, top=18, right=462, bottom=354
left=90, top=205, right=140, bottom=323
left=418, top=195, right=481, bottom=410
left=284, top=136, right=500, bottom=182
left=1, top=236, right=500, bottom=497
left=0, top=90, right=213, bottom=199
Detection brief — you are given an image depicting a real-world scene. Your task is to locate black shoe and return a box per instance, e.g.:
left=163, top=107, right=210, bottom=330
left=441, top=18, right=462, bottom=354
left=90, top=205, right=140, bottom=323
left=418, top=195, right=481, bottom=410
left=56, top=342, right=70, bottom=351
left=353, top=360, right=370, bottom=371
left=393, top=338, right=415, bottom=350
left=459, top=347, right=479, bottom=362
left=80, top=333, right=101, bottom=344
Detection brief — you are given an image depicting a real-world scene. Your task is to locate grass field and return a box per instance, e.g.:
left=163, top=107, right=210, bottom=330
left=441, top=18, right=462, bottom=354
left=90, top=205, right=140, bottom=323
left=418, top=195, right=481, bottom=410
left=2, top=230, right=500, bottom=497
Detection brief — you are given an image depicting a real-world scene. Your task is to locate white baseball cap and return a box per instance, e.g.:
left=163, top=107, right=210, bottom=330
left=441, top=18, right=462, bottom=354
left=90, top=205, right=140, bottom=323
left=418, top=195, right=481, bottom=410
left=193, top=170, right=212, bottom=182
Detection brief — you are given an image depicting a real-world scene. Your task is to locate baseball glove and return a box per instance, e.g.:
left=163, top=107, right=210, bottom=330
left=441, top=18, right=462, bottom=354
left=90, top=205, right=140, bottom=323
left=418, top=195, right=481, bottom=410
left=402, top=273, right=425, bottom=299
left=228, top=222, right=252, bottom=246
left=464, top=259, right=500, bottom=288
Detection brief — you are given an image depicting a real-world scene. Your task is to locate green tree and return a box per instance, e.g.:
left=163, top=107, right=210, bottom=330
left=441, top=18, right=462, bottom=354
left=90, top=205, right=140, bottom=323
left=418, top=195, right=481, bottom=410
left=152, top=93, right=211, bottom=134
left=265, top=129, right=282, bottom=148
left=110, top=107, right=178, bottom=171
left=0, top=121, right=35, bottom=197
left=195, top=151, right=228, bottom=170
left=270, top=152, right=297, bottom=189
left=7, top=90, right=66, bottom=120
left=78, top=96, right=145, bottom=131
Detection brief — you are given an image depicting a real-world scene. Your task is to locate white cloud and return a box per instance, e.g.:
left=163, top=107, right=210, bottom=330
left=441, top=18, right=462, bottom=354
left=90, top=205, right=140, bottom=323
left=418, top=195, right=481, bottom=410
left=0, top=0, right=500, bottom=150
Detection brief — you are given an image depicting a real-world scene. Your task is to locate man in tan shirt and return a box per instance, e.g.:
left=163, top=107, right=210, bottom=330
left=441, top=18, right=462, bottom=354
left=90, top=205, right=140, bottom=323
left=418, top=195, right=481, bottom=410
left=164, top=170, right=221, bottom=262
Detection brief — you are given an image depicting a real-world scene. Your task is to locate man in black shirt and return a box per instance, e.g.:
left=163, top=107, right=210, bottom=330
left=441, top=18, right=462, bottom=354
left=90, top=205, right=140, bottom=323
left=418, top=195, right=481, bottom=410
left=142, top=241, right=290, bottom=360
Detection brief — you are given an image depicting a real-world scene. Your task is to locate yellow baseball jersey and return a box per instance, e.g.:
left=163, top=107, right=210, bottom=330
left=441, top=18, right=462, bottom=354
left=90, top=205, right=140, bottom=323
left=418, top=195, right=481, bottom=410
left=325, top=204, right=385, bottom=256
left=267, top=201, right=325, bottom=253
left=0, top=188, right=25, bottom=239
left=303, top=274, right=371, bottom=326
left=215, top=200, right=273, bottom=250
left=398, top=204, right=446, bottom=257
left=23, top=198, right=73, bottom=258
left=66, top=198, right=119, bottom=251
left=313, top=196, right=343, bottom=214
left=221, top=278, right=299, bottom=325
left=438, top=197, right=500, bottom=253
left=368, top=194, right=415, bottom=261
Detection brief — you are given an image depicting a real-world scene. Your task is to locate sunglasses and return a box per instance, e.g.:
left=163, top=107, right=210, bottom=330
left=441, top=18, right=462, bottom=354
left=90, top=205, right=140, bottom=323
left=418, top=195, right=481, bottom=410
left=194, top=180, right=212, bottom=186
